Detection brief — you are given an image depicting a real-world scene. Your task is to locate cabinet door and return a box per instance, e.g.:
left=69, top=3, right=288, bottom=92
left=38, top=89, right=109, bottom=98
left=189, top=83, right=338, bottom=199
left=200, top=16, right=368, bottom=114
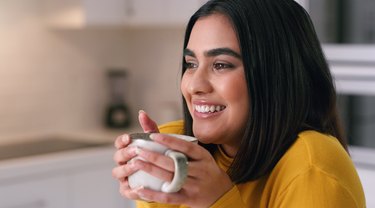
left=42, top=0, right=84, bottom=27
left=84, top=0, right=128, bottom=26
left=124, top=0, right=163, bottom=26
left=43, top=0, right=130, bottom=27
left=0, top=176, right=69, bottom=208
left=86, top=0, right=208, bottom=27
left=69, top=166, right=136, bottom=208
left=44, top=0, right=210, bottom=28
left=163, top=0, right=205, bottom=25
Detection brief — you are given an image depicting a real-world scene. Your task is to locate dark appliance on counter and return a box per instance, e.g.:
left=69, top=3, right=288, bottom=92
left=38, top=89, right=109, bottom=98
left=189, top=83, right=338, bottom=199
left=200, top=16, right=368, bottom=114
left=105, top=68, right=131, bottom=129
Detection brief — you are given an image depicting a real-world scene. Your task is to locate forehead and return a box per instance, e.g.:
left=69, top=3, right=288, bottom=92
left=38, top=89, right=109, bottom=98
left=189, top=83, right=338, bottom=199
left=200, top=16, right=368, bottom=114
left=187, top=13, right=240, bottom=52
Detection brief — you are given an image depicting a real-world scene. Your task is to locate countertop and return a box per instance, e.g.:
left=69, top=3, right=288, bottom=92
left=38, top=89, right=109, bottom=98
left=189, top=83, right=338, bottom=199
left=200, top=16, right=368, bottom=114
left=0, top=126, right=142, bottom=163
left=0, top=126, right=142, bottom=145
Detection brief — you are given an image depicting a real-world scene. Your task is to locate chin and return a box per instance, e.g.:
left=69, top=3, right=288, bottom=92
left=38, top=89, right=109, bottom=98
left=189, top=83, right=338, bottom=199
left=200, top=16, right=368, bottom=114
left=192, top=130, right=215, bottom=144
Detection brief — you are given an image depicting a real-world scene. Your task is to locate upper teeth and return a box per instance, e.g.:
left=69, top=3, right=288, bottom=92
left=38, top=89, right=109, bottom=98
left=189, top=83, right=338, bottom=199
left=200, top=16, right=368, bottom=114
left=194, top=105, right=225, bottom=113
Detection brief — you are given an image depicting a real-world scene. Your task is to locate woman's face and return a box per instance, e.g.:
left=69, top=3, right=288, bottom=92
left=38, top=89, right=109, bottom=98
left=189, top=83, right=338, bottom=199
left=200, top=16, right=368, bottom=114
left=181, top=14, right=250, bottom=153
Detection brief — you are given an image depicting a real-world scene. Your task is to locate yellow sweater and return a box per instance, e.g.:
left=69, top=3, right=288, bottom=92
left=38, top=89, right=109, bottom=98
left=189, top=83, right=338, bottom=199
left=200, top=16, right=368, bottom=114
left=136, top=120, right=365, bottom=208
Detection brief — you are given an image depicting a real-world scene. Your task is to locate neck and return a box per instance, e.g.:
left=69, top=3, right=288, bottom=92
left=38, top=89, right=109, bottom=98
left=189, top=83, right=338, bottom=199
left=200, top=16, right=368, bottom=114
left=220, top=144, right=238, bottom=158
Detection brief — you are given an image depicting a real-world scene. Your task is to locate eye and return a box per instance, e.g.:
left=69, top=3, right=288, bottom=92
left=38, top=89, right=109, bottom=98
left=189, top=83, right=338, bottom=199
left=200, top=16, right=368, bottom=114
left=184, top=61, right=198, bottom=70
left=213, top=62, right=234, bottom=70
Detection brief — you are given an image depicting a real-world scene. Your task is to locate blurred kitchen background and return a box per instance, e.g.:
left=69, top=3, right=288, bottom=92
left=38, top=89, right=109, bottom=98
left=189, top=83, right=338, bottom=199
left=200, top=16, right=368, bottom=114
left=0, top=1, right=203, bottom=207
left=0, top=0, right=374, bottom=207
left=0, top=0, right=193, bottom=139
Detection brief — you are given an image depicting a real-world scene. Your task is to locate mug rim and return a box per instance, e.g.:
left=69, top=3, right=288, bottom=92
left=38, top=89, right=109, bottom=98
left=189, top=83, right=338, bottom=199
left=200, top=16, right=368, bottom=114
left=129, top=133, right=197, bottom=142
left=129, top=133, right=152, bottom=141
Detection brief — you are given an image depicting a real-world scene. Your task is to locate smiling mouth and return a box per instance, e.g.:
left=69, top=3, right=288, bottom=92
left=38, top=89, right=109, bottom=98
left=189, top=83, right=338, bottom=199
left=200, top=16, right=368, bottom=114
left=194, top=105, right=226, bottom=113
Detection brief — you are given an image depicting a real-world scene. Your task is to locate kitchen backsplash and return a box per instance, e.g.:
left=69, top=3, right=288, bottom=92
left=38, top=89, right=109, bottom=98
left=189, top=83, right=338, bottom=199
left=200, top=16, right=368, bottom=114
left=0, top=0, right=184, bottom=138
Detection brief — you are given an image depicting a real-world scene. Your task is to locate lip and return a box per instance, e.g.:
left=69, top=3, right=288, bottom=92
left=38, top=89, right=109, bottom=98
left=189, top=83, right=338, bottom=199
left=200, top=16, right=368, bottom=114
left=193, top=109, right=224, bottom=119
left=191, top=100, right=226, bottom=119
left=192, top=99, right=224, bottom=105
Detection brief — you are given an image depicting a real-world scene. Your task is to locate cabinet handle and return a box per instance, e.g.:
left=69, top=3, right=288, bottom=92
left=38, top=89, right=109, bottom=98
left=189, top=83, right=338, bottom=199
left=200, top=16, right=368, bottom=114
left=5, top=199, right=47, bottom=208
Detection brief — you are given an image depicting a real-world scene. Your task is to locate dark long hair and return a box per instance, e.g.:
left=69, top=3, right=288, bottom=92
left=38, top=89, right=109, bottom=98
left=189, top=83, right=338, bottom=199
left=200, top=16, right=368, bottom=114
left=182, top=0, right=346, bottom=183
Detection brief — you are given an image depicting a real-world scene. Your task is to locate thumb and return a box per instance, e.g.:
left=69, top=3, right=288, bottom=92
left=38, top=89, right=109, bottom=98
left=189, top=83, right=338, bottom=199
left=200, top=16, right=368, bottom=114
left=138, top=110, right=159, bottom=133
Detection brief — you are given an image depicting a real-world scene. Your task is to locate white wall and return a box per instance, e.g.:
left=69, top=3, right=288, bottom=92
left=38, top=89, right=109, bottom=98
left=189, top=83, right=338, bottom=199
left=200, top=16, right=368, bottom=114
left=0, top=0, right=184, bottom=139
left=123, top=29, right=185, bottom=125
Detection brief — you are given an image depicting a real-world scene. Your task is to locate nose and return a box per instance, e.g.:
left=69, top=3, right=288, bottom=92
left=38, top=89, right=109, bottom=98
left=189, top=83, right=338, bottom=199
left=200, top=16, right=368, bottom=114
left=186, top=65, right=213, bottom=95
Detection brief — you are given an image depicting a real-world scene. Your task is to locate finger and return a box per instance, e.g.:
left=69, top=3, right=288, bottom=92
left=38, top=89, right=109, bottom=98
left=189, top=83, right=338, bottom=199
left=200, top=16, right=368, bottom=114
left=136, top=186, right=186, bottom=205
left=119, top=177, right=127, bottom=184
left=112, top=162, right=140, bottom=179
left=136, top=148, right=175, bottom=172
left=133, top=159, right=174, bottom=182
left=119, top=179, right=142, bottom=200
left=138, top=110, right=159, bottom=133
left=113, top=146, right=138, bottom=165
left=150, top=134, right=204, bottom=160
left=114, top=134, right=131, bottom=149
left=180, top=177, right=200, bottom=193
left=185, top=161, right=204, bottom=178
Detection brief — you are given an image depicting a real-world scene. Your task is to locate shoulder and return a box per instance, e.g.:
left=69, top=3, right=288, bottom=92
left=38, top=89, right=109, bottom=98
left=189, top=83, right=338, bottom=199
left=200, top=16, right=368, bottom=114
left=275, top=130, right=351, bottom=174
left=291, top=130, right=353, bottom=174
left=275, top=130, right=359, bottom=185
left=266, top=130, right=365, bottom=207
left=158, top=120, right=184, bottom=135
left=293, top=130, right=349, bottom=167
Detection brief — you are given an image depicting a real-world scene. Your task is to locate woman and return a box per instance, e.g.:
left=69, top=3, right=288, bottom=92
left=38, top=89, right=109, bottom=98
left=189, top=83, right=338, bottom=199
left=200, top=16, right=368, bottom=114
left=112, top=0, right=366, bottom=207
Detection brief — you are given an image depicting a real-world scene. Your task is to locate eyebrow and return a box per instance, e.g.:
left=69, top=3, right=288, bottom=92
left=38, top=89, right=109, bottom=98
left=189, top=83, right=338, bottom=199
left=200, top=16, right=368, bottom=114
left=183, top=47, right=242, bottom=59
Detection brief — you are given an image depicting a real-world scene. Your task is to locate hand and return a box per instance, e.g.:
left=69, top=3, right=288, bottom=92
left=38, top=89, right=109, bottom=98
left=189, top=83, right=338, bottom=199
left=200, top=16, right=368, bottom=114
left=133, top=134, right=234, bottom=208
left=112, top=110, right=160, bottom=200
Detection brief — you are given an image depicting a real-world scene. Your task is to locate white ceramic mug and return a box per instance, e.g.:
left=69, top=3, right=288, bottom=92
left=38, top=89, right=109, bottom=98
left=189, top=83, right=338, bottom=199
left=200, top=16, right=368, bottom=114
left=128, top=133, right=197, bottom=193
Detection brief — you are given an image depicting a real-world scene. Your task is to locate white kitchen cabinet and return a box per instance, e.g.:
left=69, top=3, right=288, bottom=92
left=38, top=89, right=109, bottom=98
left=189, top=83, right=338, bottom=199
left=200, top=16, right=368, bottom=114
left=356, top=167, right=375, bottom=207
left=0, top=146, right=135, bottom=208
left=43, top=0, right=208, bottom=28
left=350, top=146, right=375, bottom=207
left=69, top=166, right=130, bottom=208
left=0, top=176, right=69, bottom=208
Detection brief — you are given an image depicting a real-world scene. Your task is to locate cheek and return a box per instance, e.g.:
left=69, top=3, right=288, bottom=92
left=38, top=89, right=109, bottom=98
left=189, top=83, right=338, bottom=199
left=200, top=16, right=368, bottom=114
left=235, top=78, right=250, bottom=122
left=236, top=82, right=250, bottom=110
left=225, top=77, right=250, bottom=129
left=218, top=75, right=248, bottom=104
left=180, top=75, right=190, bottom=102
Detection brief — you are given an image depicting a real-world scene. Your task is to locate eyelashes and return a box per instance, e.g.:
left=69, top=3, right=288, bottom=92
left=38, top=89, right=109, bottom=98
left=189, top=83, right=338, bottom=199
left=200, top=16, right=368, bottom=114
left=184, top=62, right=198, bottom=69
left=213, top=63, right=235, bottom=70
left=184, top=61, right=235, bottom=71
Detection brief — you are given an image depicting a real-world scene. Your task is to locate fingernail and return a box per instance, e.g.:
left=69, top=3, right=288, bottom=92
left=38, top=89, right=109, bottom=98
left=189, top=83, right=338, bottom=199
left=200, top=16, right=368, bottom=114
left=122, top=135, right=129, bottom=143
left=149, top=133, right=156, bottom=140
left=138, top=110, right=146, bottom=115
left=149, top=133, right=162, bottom=141
left=135, top=147, right=141, bottom=155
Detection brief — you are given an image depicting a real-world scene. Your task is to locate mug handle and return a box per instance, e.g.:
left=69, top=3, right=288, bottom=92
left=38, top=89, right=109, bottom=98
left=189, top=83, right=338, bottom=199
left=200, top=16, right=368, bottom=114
left=161, top=150, right=189, bottom=193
